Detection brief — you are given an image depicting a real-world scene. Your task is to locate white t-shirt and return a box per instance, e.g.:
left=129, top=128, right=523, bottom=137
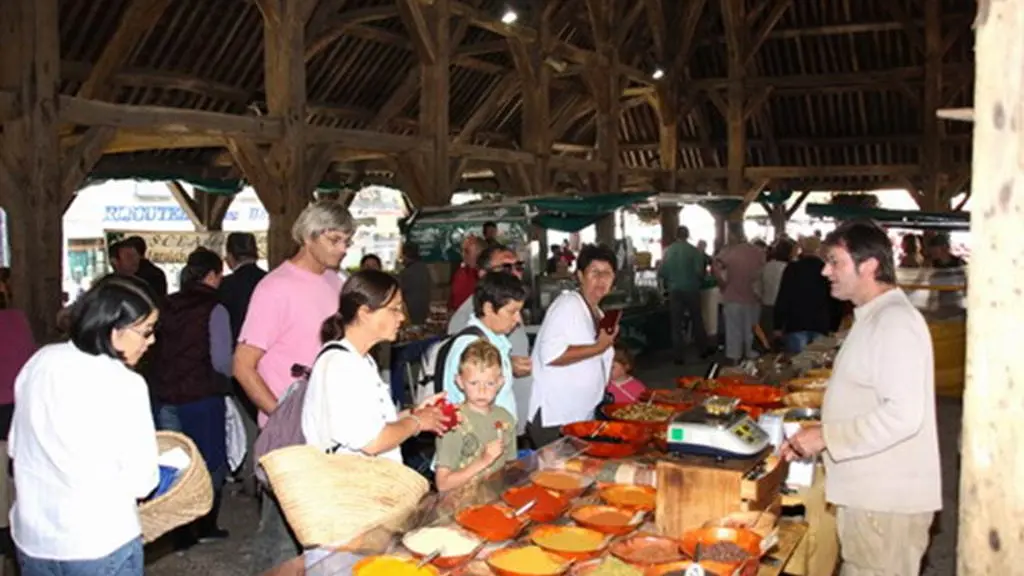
left=528, top=291, right=614, bottom=427
left=9, top=342, right=159, bottom=560
left=301, top=339, right=402, bottom=463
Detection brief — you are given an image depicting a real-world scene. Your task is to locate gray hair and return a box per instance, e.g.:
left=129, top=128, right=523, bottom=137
left=291, top=200, right=356, bottom=244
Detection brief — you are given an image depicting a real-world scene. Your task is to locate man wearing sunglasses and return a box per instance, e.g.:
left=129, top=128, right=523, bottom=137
left=448, top=245, right=532, bottom=434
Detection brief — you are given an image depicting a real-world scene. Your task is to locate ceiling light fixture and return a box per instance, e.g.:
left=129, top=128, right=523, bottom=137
left=501, top=9, right=518, bottom=24
left=652, top=68, right=665, bottom=80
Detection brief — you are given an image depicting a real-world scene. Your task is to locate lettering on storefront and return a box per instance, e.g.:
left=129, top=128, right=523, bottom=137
left=103, top=205, right=268, bottom=223
left=105, top=230, right=269, bottom=264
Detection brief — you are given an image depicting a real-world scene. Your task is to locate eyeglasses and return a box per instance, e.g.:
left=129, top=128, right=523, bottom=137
left=321, top=233, right=353, bottom=248
left=129, top=325, right=156, bottom=339
left=491, top=261, right=525, bottom=273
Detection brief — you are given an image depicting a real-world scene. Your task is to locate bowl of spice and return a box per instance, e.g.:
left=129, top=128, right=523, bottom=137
left=502, top=484, right=572, bottom=523
left=571, top=556, right=645, bottom=575
left=645, top=560, right=719, bottom=576
left=679, top=527, right=762, bottom=575
left=560, top=420, right=653, bottom=459
left=352, top=555, right=441, bottom=576
left=486, top=545, right=574, bottom=576
left=530, top=469, right=594, bottom=498
left=609, top=533, right=685, bottom=566
left=455, top=503, right=530, bottom=542
left=597, top=485, right=657, bottom=512
left=570, top=505, right=643, bottom=535
left=529, top=524, right=609, bottom=561
left=401, top=525, right=483, bottom=568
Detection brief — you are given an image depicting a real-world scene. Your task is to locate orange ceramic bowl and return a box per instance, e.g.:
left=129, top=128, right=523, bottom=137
left=530, top=469, right=594, bottom=498
left=486, top=546, right=573, bottom=576
left=529, top=524, right=609, bottom=561
left=455, top=503, right=529, bottom=542
left=352, top=555, right=440, bottom=575
left=501, top=484, right=572, bottom=523
left=561, top=420, right=653, bottom=459
left=570, top=504, right=643, bottom=535
left=645, top=560, right=720, bottom=576
left=712, top=384, right=784, bottom=406
left=676, top=376, right=748, bottom=389
left=598, top=484, right=657, bottom=512
left=599, top=402, right=679, bottom=428
left=680, top=526, right=762, bottom=575
left=401, top=526, right=483, bottom=569
left=610, top=533, right=685, bottom=566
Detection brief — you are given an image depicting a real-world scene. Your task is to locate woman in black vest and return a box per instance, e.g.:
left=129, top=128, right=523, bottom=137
left=153, top=248, right=233, bottom=546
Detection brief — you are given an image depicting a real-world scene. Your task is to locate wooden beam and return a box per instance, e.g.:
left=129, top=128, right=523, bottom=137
left=785, top=189, right=812, bottom=218
left=883, top=0, right=926, bottom=55
left=165, top=180, right=206, bottom=230
left=452, top=72, right=519, bottom=146
left=305, top=6, right=399, bottom=61
left=920, top=0, right=944, bottom=211
left=60, top=126, right=116, bottom=207
left=367, top=68, right=420, bottom=131
left=398, top=0, right=437, bottom=64
left=57, top=94, right=283, bottom=137
left=0, top=90, right=18, bottom=122
left=744, top=0, right=792, bottom=66
left=63, top=60, right=251, bottom=105
left=721, top=0, right=748, bottom=201
left=76, top=0, right=172, bottom=100
left=687, top=65, right=973, bottom=90
left=417, top=0, right=451, bottom=206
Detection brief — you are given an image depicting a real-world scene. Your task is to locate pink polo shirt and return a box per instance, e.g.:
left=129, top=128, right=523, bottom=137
left=238, top=261, right=343, bottom=426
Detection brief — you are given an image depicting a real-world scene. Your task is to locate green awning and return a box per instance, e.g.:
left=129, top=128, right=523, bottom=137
left=523, top=192, right=653, bottom=215
left=532, top=213, right=605, bottom=233
left=805, top=203, right=970, bottom=230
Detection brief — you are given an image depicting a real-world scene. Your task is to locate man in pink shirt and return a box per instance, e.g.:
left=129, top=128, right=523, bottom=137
left=714, top=224, right=766, bottom=364
left=234, top=200, right=354, bottom=427
left=235, top=200, right=354, bottom=569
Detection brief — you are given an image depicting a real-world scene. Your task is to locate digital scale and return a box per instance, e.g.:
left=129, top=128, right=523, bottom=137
left=665, top=398, right=771, bottom=459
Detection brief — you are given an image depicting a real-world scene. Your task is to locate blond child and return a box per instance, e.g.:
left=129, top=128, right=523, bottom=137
left=435, top=340, right=516, bottom=492
left=606, top=344, right=647, bottom=403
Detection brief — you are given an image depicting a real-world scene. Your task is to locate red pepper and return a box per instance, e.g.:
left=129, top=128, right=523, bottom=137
left=435, top=399, right=459, bottom=430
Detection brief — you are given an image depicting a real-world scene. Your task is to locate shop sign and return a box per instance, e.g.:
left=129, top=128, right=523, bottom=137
left=105, top=230, right=268, bottom=264
left=406, top=221, right=529, bottom=262
left=103, top=205, right=268, bottom=224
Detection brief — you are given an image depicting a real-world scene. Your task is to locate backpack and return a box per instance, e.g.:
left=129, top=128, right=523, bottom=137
left=252, top=342, right=347, bottom=487
left=414, top=326, right=486, bottom=405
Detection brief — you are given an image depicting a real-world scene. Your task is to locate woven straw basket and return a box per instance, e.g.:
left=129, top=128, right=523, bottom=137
left=138, top=431, right=214, bottom=543
left=259, top=445, right=429, bottom=548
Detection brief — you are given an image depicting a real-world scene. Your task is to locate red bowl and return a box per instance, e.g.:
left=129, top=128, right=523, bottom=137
left=561, top=420, right=653, bottom=458
left=599, top=402, right=679, bottom=428
left=676, top=376, right=748, bottom=390
left=680, top=526, right=762, bottom=576
left=712, top=384, right=784, bottom=406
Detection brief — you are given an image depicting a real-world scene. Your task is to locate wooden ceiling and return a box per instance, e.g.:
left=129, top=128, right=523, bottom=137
left=37, top=0, right=978, bottom=200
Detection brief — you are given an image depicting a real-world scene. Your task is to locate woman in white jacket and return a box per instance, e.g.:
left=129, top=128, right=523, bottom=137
left=9, top=275, right=161, bottom=576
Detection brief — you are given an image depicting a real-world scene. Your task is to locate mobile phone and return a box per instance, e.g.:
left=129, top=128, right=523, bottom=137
left=599, top=309, right=622, bottom=333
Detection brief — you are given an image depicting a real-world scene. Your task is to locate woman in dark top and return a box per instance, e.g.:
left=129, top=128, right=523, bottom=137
left=773, top=236, right=842, bottom=353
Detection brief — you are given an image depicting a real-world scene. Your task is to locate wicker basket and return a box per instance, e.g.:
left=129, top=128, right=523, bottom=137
left=138, top=431, right=214, bottom=543
left=259, top=445, right=429, bottom=548
left=783, top=390, right=825, bottom=409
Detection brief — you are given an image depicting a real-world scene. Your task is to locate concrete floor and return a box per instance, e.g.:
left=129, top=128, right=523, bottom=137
left=145, top=350, right=961, bottom=575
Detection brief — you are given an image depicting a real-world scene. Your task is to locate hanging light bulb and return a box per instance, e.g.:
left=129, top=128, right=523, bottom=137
left=501, top=9, right=518, bottom=24
left=651, top=68, right=665, bottom=80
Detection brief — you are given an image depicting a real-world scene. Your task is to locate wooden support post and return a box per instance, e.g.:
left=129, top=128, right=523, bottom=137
left=510, top=4, right=552, bottom=197
left=660, top=206, right=680, bottom=247
left=721, top=0, right=748, bottom=199
left=232, top=0, right=325, bottom=267
left=958, top=1, right=1024, bottom=573
left=0, top=0, right=62, bottom=341
left=921, top=0, right=944, bottom=211
left=402, top=0, right=451, bottom=207
left=584, top=0, right=621, bottom=194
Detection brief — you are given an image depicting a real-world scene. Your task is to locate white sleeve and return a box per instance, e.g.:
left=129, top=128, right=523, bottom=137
left=319, top=351, right=386, bottom=452
left=121, top=373, right=160, bottom=498
left=537, top=296, right=592, bottom=366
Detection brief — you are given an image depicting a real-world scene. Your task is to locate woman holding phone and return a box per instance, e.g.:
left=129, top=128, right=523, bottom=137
left=527, top=244, right=619, bottom=447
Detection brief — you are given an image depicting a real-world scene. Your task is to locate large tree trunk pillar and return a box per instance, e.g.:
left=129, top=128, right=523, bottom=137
left=957, top=1, right=1024, bottom=574
left=0, top=0, right=62, bottom=341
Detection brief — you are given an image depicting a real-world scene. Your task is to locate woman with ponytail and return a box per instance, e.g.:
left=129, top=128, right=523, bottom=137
left=301, top=270, right=448, bottom=462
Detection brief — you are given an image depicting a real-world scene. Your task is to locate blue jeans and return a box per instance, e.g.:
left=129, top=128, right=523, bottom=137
left=784, top=331, right=824, bottom=354
left=18, top=537, right=143, bottom=576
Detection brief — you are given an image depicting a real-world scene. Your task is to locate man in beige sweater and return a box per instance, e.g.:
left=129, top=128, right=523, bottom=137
left=782, top=220, right=941, bottom=576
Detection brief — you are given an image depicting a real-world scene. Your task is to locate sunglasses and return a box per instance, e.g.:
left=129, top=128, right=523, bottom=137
left=492, top=261, right=525, bottom=273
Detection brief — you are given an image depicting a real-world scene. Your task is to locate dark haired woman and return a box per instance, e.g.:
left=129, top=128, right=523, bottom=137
left=527, top=244, right=619, bottom=447
left=8, top=275, right=159, bottom=575
left=359, top=253, right=383, bottom=271
left=152, top=248, right=233, bottom=545
left=301, top=270, right=448, bottom=462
